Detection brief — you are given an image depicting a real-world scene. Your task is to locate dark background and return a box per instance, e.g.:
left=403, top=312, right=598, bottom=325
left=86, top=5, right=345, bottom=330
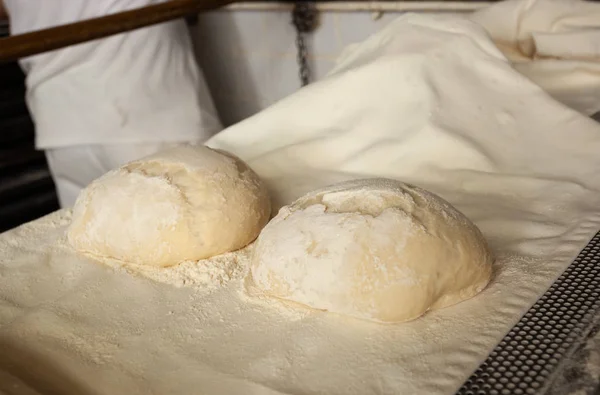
left=0, top=21, right=59, bottom=233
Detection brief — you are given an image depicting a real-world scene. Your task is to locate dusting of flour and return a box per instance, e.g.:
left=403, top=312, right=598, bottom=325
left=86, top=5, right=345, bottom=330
left=53, top=210, right=253, bottom=292
left=86, top=243, right=253, bottom=292
left=125, top=245, right=253, bottom=290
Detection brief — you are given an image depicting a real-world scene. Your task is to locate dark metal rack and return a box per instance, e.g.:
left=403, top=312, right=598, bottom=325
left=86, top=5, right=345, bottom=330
left=457, top=232, right=600, bottom=394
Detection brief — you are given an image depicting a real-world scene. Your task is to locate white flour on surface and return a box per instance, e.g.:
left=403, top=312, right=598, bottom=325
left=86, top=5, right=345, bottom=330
left=2, top=8, right=600, bottom=395
left=52, top=210, right=253, bottom=293
left=95, top=243, right=252, bottom=291
left=130, top=247, right=251, bottom=290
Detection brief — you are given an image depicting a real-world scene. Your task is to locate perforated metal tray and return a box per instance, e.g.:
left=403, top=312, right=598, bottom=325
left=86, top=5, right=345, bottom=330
left=457, top=231, right=600, bottom=395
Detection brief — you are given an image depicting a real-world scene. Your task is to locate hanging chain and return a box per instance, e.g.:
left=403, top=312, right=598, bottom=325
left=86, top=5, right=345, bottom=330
left=291, top=2, right=318, bottom=87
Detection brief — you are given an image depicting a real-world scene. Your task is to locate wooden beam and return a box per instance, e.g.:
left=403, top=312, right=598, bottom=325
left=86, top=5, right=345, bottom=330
left=0, top=0, right=235, bottom=64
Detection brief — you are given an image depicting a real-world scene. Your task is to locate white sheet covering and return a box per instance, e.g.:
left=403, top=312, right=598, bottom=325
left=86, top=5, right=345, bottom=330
left=470, top=0, right=600, bottom=115
left=2, top=7, right=600, bottom=395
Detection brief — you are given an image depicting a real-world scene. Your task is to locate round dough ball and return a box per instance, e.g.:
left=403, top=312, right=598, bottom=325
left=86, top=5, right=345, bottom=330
left=248, top=178, right=493, bottom=323
left=68, top=145, right=271, bottom=267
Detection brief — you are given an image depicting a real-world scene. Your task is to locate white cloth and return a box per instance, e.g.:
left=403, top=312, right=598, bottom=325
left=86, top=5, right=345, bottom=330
left=470, top=0, right=600, bottom=115
left=3, top=0, right=222, bottom=149
left=1, top=9, right=600, bottom=395
left=44, top=142, right=188, bottom=208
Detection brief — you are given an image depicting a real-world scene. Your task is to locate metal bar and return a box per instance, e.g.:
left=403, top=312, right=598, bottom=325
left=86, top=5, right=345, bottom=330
left=0, top=0, right=236, bottom=64
left=225, top=1, right=493, bottom=12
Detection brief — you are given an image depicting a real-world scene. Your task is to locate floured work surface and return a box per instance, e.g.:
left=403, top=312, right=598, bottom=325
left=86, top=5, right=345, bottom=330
left=3, top=13, right=600, bottom=395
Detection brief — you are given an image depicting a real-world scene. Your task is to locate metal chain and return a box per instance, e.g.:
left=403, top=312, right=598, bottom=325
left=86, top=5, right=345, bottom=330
left=291, top=2, right=318, bottom=86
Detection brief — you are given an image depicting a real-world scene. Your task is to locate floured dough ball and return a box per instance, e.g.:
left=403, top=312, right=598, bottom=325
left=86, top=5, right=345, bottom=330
left=248, top=178, right=493, bottom=323
left=67, top=145, right=271, bottom=267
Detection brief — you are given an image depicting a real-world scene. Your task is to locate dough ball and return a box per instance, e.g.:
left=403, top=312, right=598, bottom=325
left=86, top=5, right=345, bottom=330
left=67, top=145, right=271, bottom=267
left=248, top=178, right=493, bottom=323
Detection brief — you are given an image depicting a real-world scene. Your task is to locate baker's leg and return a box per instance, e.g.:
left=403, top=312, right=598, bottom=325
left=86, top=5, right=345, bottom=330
left=44, top=146, right=104, bottom=209
left=44, top=142, right=197, bottom=208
